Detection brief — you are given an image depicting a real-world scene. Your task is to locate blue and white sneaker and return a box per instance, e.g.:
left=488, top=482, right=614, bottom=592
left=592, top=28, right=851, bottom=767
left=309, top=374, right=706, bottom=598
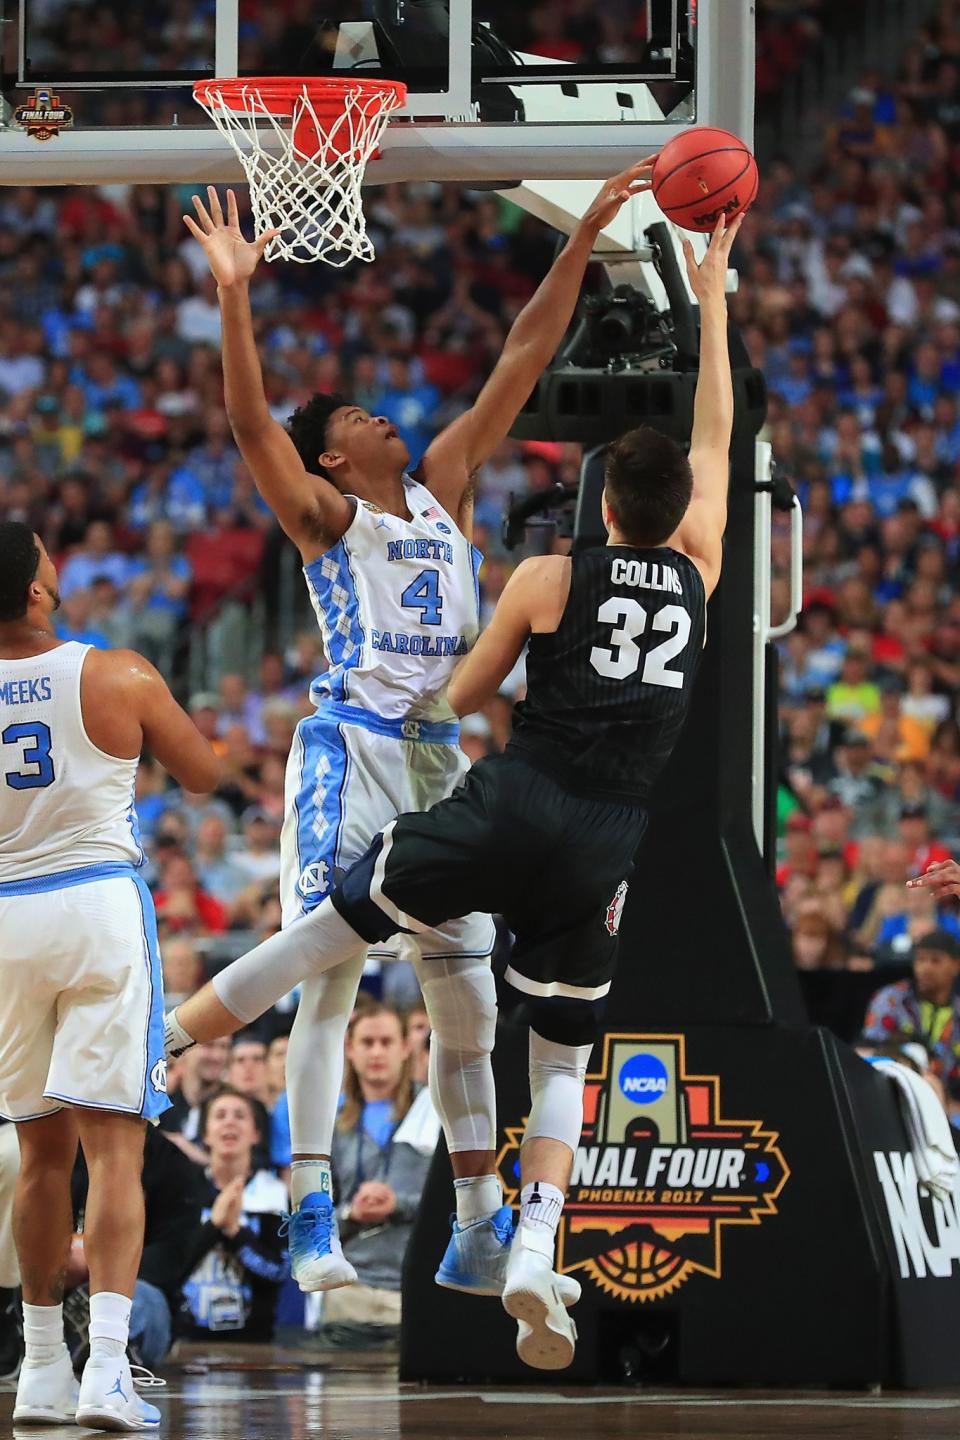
left=281, top=1191, right=358, bottom=1293
left=435, top=1206, right=581, bottom=1306
left=435, top=1204, right=514, bottom=1295
left=76, top=1355, right=160, bottom=1431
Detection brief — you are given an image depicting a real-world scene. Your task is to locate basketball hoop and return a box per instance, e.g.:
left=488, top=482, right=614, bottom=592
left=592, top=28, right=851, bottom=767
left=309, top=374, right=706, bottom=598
left=193, top=77, right=407, bottom=268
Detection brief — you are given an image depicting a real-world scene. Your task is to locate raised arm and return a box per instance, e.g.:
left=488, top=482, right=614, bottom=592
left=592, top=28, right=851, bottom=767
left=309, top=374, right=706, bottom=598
left=422, top=161, right=656, bottom=519
left=83, top=648, right=221, bottom=794
left=447, top=555, right=570, bottom=716
left=184, top=188, right=352, bottom=561
left=667, top=216, right=743, bottom=599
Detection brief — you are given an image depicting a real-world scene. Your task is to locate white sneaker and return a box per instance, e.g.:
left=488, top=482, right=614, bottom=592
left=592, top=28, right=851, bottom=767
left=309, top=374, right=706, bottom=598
left=13, top=1348, right=78, bottom=1425
left=502, top=1223, right=577, bottom=1371
left=76, top=1354, right=160, bottom=1432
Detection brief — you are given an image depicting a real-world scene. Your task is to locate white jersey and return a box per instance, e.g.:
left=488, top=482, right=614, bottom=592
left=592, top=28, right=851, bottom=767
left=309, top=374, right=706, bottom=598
left=303, top=475, right=481, bottom=723
left=0, top=641, right=142, bottom=883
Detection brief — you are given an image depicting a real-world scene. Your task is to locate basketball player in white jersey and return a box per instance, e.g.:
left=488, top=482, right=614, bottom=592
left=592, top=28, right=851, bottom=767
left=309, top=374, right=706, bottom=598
left=181, top=169, right=652, bottom=1297
left=0, top=523, right=220, bottom=1430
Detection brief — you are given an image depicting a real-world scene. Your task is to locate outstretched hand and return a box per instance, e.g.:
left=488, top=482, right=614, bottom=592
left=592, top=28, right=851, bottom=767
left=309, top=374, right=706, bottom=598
left=906, top=859, right=960, bottom=900
left=680, top=214, right=743, bottom=307
left=578, top=156, right=657, bottom=237
left=183, top=186, right=281, bottom=287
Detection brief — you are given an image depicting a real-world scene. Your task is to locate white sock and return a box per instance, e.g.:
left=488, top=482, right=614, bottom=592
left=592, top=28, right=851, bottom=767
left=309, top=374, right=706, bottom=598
left=519, top=1181, right=565, bottom=1237
left=290, top=1159, right=333, bottom=1209
left=454, top=1174, right=502, bottom=1225
left=22, top=1302, right=66, bottom=1365
left=213, top=898, right=366, bottom=1025
left=88, top=1291, right=131, bottom=1360
left=164, top=1008, right=195, bottom=1057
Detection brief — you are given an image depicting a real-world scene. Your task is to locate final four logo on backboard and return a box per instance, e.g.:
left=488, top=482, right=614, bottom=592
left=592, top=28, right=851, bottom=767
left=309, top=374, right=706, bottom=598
left=14, top=89, right=74, bottom=141
left=498, top=1034, right=789, bottom=1304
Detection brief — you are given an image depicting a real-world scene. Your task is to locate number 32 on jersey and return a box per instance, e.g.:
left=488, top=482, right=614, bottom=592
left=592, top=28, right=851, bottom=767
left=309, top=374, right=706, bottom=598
left=590, top=599, right=691, bottom=688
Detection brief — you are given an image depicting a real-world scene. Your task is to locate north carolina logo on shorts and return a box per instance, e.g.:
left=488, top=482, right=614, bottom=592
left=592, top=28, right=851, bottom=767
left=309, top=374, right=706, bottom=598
left=605, top=880, right=629, bottom=937
left=150, top=1058, right=168, bottom=1094
left=401, top=719, right=422, bottom=740
left=299, top=861, right=330, bottom=895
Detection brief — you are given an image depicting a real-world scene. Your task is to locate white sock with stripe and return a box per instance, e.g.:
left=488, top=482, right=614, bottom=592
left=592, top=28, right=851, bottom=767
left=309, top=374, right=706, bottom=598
left=518, top=1181, right=565, bottom=1240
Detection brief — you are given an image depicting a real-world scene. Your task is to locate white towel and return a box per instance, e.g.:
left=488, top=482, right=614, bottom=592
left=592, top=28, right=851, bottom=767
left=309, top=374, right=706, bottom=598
left=870, top=1057, right=960, bottom=1201
left=393, top=1085, right=442, bottom=1157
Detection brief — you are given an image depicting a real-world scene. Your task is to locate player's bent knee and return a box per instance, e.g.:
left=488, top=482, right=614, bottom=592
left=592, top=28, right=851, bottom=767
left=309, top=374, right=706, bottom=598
left=525, top=1029, right=593, bottom=1152
left=418, top=958, right=496, bottom=1057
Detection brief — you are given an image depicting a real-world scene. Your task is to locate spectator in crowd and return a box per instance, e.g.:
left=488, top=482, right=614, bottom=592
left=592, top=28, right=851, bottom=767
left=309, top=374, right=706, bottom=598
left=265, top=1034, right=292, bottom=1175
left=178, top=1088, right=290, bottom=1343
left=228, top=1033, right=270, bottom=1106
left=320, top=1005, right=440, bottom=1346
left=862, top=929, right=960, bottom=1095
left=193, top=813, right=249, bottom=905
left=56, top=588, right=109, bottom=648
left=161, top=936, right=206, bottom=1011
left=404, top=1001, right=431, bottom=1087
left=161, top=1037, right=232, bottom=1149
left=154, top=852, right=228, bottom=935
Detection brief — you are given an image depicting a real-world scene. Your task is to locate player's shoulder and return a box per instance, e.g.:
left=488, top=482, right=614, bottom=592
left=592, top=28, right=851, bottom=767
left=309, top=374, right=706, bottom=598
left=511, top=553, right=571, bottom=592
left=81, top=646, right=164, bottom=695
left=507, top=554, right=572, bottom=632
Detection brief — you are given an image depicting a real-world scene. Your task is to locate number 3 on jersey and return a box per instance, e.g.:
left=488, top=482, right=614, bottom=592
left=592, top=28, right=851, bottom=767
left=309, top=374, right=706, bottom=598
left=590, top=599, right=691, bottom=688
left=3, top=721, right=55, bottom=790
left=401, top=568, right=443, bottom=626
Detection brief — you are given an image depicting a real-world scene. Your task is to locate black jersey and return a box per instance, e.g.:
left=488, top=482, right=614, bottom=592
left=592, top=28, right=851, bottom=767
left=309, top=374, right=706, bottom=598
left=508, top=545, right=707, bottom=806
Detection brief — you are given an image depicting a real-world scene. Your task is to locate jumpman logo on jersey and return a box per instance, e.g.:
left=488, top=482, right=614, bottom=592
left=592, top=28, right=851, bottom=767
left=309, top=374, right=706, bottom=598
left=107, top=1375, right=127, bottom=1402
left=374, top=516, right=391, bottom=531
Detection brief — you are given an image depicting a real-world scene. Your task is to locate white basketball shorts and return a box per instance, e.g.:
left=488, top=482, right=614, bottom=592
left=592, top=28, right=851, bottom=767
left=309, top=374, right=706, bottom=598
left=0, top=864, right=169, bottom=1123
left=279, top=701, right=496, bottom=961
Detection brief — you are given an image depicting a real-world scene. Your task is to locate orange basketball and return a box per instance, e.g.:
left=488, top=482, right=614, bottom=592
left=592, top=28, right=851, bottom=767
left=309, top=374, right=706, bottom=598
left=652, top=127, right=759, bottom=233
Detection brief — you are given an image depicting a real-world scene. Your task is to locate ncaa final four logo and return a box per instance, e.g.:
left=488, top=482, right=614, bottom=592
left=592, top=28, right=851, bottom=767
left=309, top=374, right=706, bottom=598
left=497, top=1034, right=789, bottom=1304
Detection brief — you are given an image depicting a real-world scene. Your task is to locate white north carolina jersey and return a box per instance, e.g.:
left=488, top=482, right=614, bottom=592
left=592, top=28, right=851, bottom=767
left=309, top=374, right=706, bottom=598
left=304, top=476, right=482, bottom=723
left=0, top=641, right=142, bottom=882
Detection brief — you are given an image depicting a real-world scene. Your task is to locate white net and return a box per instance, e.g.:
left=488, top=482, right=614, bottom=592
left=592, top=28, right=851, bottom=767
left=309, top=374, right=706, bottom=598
left=194, top=79, right=406, bottom=268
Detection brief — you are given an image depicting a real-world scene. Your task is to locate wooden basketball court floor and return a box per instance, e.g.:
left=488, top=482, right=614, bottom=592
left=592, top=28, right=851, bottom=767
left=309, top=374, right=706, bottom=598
left=2, top=1343, right=958, bottom=1439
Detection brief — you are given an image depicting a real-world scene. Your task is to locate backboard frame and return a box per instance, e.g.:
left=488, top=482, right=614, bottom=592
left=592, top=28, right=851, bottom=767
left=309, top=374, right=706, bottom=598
left=0, top=1, right=754, bottom=190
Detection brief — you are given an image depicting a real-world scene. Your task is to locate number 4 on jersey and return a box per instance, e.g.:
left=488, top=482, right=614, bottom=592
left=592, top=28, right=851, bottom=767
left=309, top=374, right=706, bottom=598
left=590, top=600, right=691, bottom=688
left=401, top=568, right=443, bottom=626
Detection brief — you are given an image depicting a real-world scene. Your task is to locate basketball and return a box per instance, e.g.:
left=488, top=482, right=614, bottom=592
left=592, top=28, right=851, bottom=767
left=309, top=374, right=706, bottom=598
left=652, top=126, right=759, bottom=233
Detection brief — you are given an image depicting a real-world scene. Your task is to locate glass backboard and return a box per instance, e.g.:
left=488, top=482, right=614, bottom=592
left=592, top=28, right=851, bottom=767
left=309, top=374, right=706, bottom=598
left=0, top=0, right=754, bottom=188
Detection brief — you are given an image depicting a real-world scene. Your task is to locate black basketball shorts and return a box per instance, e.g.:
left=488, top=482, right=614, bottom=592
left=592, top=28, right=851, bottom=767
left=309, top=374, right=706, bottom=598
left=332, top=752, right=647, bottom=1044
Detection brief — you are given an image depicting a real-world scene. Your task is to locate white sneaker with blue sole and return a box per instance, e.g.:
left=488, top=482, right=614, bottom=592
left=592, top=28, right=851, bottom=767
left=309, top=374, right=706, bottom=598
left=76, top=1355, right=160, bottom=1432
left=13, top=1349, right=78, bottom=1425
left=435, top=1205, right=581, bottom=1306
left=281, top=1191, right=358, bottom=1293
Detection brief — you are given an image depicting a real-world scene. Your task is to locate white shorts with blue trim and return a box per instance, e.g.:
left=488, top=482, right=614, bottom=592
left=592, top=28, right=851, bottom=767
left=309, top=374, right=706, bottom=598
left=280, top=701, right=496, bottom=961
left=0, top=864, right=170, bottom=1124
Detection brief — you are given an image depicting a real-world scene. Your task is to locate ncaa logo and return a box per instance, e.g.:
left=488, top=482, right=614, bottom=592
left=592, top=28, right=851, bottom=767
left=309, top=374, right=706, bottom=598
left=618, top=1052, right=669, bottom=1105
left=436, top=522, right=452, bottom=535
left=150, top=1058, right=168, bottom=1095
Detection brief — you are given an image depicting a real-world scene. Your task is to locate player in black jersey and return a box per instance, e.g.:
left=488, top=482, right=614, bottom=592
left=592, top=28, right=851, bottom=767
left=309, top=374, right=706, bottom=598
left=165, top=214, right=740, bottom=1369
